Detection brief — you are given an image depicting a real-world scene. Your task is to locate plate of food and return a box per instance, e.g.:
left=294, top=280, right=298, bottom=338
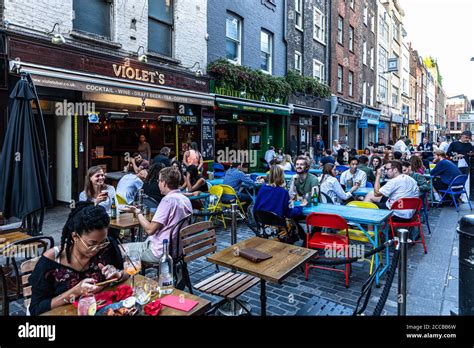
left=96, top=299, right=142, bottom=316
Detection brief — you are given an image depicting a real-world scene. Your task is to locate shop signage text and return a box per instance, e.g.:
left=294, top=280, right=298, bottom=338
left=216, top=101, right=289, bottom=116
left=214, top=86, right=286, bottom=105
left=176, top=115, right=198, bottom=125
left=458, top=113, right=474, bottom=123
left=360, top=108, right=380, bottom=125
left=358, top=119, right=368, bottom=128
left=112, top=64, right=165, bottom=84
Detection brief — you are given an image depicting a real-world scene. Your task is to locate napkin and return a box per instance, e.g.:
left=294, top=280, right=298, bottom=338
left=160, top=295, right=199, bottom=312
left=238, top=248, right=272, bottom=263
left=73, top=284, right=133, bottom=309
left=144, top=299, right=162, bottom=316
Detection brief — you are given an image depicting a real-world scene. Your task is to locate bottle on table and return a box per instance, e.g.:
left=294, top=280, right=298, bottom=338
left=311, top=186, right=319, bottom=206
left=158, top=239, right=174, bottom=296
left=111, top=197, right=117, bottom=219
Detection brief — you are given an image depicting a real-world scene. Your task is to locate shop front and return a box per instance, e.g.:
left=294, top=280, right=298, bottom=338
left=408, top=121, right=425, bottom=146
left=359, top=107, right=381, bottom=148
left=331, top=97, right=362, bottom=150
left=6, top=33, right=213, bottom=201
left=212, top=87, right=290, bottom=171
left=391, top=114, right=404, bottom=143
left=288, top=93, right=331, bottom=157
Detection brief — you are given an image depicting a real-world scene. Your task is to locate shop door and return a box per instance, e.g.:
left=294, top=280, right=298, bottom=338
left=43, top=114, right=56, bottom=202
left=249, top=126, right=263, bottom=171
left=300, top=127, right=310, bottom=154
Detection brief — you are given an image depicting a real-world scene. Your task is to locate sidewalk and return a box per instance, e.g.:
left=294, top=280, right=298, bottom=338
left=7, top=201, right=469, bottom=316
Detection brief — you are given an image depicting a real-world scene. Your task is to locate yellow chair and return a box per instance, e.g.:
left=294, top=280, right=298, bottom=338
left=208, top=185, right=226, bottom=228
left=219, top=184, right=247, bottom=216
left=338, top=201, right=379, bottom=274
left=116, top=193, right=127, bottom=206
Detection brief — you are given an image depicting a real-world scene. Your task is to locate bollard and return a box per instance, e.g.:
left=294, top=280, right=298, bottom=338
left=397, top=229, right=409, bottom=316
left=457, top=215, right=474, bottom=315
left=231, top=204, right=238, bottom=245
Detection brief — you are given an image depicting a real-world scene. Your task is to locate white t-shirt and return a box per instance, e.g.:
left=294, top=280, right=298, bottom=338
left=79, top=185, right=116, bottom=215
left=379, top=174, right=419, bottom=219
left=439, top=141, right=450, bottom=153
left=116, top=174, right=143, bottom=204
left=339, top=169, right=367, bottom=188
left=394, top=140, right=410, bottom=154
left=320, top=176, right=352, bottom=204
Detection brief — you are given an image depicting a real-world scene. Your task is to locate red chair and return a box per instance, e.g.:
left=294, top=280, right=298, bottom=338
left=388, top=197, right=427, bottom=254
left=305, top=213, right=351, bottom=288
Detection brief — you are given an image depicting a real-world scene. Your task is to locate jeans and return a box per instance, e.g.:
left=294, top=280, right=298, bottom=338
left=124, top=239, right=161, bottom=263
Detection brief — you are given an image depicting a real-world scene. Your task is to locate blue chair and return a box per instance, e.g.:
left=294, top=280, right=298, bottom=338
left=213, top=162, right=226, bottom=178
left=366, top=181, right=374, bottom=188
left=420, top=192, right=431, bottom=235
left=336, top=165, right=349, bottom=174
left=284, top=171, right=296, bottom=176
left=436, top=175, right=472, bottom=212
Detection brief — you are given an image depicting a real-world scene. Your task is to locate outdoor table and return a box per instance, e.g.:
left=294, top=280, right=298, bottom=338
left=207, top=179, right=262, bottom=202
left=110, top=213, right=153, bottom=242
left=207, top=236, right=316, bottom=316
left=309, top=168, right=323, bottom=175
left=187, top=192, right=210, bottom=219
left=41, top=274, right=210, bottom=316
left=302, top=203, right=392, bottom=285
left=350, top=187, right=373, bottom=197
left=105, top=171, right=128, bottom=184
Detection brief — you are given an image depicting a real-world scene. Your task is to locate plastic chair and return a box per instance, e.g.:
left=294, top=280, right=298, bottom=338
left=219, top=185, right=247, bottom=216
left=339, top=201, right=379, bottom=275
left=366, top=181, right=374, bottom=188
left=388, top=198, right=427, bottom=254
left=213, top=162, right=226, bottom=178
left=208, top=185, right=226, bottom=228
left=319, top=192, right=334, bottom=204
left=305, top=213, right=351, bottom=287
left=436, top=175, right=472, bottom=212
left=336, top=165, right=349, bottom=174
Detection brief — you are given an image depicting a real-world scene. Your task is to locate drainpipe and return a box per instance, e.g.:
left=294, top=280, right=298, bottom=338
left=327, top=0, right=333, bottom=144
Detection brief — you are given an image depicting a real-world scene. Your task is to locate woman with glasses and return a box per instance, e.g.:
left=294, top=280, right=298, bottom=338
left=29, top=202, right=126, bottom=315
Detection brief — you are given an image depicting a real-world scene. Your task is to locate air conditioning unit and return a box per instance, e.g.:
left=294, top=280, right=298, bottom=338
left=107, top=112, right=128, bottom=119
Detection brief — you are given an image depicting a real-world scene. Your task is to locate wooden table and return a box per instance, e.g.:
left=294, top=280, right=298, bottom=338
left=303, top=203, right=392, bottom=285
left=0, top=230, right=31, bottom=255
left=207, top=237, right=316, bottom=316
left=109, top=213, right=153, bottom=242
left=41, top=275, right=210, bottom=316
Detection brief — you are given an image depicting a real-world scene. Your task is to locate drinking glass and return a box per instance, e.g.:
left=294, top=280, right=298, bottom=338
left=135, top=277, right=153, bottom=305
left=124, top=251, right=142, bottom=293
left=77, top=293, right=97, bottom=316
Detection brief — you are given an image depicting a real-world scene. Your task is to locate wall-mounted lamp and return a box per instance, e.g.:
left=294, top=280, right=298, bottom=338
left=135, top=46, right=147, bottom=63
left=48, top=23, right=66, bottom=45
left=186, top=62, right=203, bottom=77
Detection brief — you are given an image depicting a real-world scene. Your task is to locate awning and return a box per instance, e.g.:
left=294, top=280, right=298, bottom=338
left=289, top=104, right=324, bottom=117
left=12, top=61, right=215, bottom=106
left=215, top=96, right=290, bottom=116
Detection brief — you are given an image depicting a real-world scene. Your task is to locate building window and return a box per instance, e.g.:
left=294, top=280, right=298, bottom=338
left=349, top=26, right=354, bottom=52
left=337, top=16, right=343, bottom=45
left=295, top=0, right=303, bottom=29
left=362, top=82, right=367, bottom=103
left=295, top=51, right=302, bottom=74
left=450, top=122, right=455, bottom=130
left=349, top=0, right=355, bottom=10
left=363, top=5, right=368, bottom=25
left=73, top=0, right=111, bottom=38
left=378, top=45, right=388, bottom=72
left=337, top=65, right=343, bottom=93
left=226, top=13, right=242, bottom=64
left=379, top=15, right=389, bottom=42
left=313, top=59, right=325, bottom=82
left=457, top=122, right=462, bottom=130
left=393, top=18, right=400, bottom=42
left=370, top=47, right=374, bottom=69
left=371, top=14, right=375, bottom=32
left=392, top=85, right=399, bottom=107
left=348, top=71, right=354, bottom=97
left=148, top=0, right=174, bottom=57
left=370, top=85, right=374, bottom=106
left=378, top=76, right=388, bottom=103
left=403, top=78, right=408, bottom=96
left=313, top=8, right=326, bottom=44
left=363, top=41, right=367, bottom=65
left=260, top=30, right=273, bottom=73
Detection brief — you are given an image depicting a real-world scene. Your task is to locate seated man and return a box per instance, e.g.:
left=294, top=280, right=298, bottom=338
left=401, top=161, right=430, bottom=195
left=222, top=162, right=257, bottom=207
left=116, top=169, right=147, bottom=204
left=122, top=167, right=193, bottom=263
left=127, top=153, right=150, bottom=174
left=364, top=160, right=419, bottom=221
left=320, top=149, right=335, bottom=166
left=430, top=150, right=462, bottom=192
left=340, top=157, right=367, bottom=188
left=358, top=155, right=375, bottom=184
left=153, top=147, right=172, bottom=167
left=288, top=156, right=319, bottom=200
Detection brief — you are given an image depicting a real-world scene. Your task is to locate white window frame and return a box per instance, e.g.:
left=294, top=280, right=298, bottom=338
left=370, top=47, right=374, bottom=70
left=313, top=8, right=326, bottom=44
left=378, top=75, right=388, bottom=103
left=349, top=25, right=354, bottom=52
left=337, top=65, right=343, bottom=93
left=295, top=0, right=303, bottom=30
left=295, top=51, right=302, bottom=74
left=363, top=41, right=367, bottom=65
left=392, top=85, right=399, bottom=107
left=337, top=16, right=343, bottom=44
left=226, top=14, right=242, bottom=65
left=313, top=59, right=325, bottom=82
left=260, top=30, right=273, bottom=74
left=350, top=0, right=354, bottom=10
left=363, top=5, right=368, bottom=25
left=348, top=71, right=354, bottom=97
left=362, top=81, right=367, bottom=103
left=370, top=85, right=374, bottom=106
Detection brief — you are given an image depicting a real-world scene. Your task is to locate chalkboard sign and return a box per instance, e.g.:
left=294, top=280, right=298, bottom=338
left=201, top=109, right=215, bottom=160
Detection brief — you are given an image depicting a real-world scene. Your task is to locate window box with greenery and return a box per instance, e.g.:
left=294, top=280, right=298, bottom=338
left=207, top=59, right=331, bottom=105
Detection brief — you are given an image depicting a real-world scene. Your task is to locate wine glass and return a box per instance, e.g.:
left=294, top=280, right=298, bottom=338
left=124, top=251, right=141, bottom=293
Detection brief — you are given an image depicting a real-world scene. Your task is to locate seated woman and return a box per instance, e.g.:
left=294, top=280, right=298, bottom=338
left=183, top=165, right=209, bottom=209
left=410, top=155, right=426, bottom=174
left=319, top=163, right=360, bottom=204
left=142, top=163, right=165, bottom=206
left=253, top=165, right=307, bottom=243
left=172, top=160, right=187, bottom=190
left=79, top=166, right=116, bottom=215
left=29, top=202, right=126, bottom=316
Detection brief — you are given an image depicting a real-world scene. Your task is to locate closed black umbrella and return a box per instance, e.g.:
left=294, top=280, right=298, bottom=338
left=0, top=73, right=53, bottom=235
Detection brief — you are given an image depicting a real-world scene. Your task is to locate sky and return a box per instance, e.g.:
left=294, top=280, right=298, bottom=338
left=399, top=0, right=474, bottom=100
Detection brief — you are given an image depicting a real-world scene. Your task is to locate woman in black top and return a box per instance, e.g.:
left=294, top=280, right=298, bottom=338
left=141, top=163, right=165, bottom=205
left=184, top=165, right=208, bottom=193
left=29, top=203, right=126, bottom=315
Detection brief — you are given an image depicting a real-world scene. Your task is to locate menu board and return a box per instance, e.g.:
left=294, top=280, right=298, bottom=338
left=201, top=109, right=215, bottom=161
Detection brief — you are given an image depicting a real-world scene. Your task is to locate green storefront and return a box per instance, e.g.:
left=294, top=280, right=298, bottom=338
left=212, top=86, right=290, bottom=171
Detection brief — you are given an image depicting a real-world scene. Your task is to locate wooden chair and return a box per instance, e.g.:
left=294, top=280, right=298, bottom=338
left=0, top=235, right=54, bottom=316
left=179, top=221, right=259, bottom=315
